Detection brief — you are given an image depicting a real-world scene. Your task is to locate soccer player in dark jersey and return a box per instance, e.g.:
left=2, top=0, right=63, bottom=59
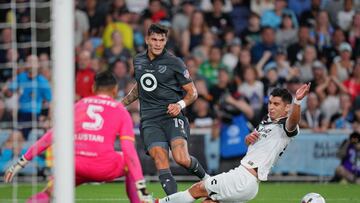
left=121, top=24, right=209, bottom=195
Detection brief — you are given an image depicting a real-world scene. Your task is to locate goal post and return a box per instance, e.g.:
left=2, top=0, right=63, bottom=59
left=52, top=0, right=74, bottom=202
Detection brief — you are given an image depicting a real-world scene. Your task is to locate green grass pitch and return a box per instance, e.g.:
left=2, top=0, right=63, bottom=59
left=0, top=182, right=359, bottom=202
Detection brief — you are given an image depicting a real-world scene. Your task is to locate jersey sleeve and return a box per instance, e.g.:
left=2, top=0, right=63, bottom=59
left=278, top=117, right=299, bottom=137
left=284, top=125, right=299, bottom=137
left=118, top=108, right=144, bottom=181
left=24, top=129, right=53, bottom=161
left=173, top=57, right=192, bottom=86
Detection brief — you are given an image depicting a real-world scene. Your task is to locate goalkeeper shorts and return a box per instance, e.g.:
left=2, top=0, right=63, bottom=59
left=75, top=152, right=126, bottom=185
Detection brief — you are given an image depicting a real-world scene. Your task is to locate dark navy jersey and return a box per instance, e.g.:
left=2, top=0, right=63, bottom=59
left=133, top=50, right=192, bottom=121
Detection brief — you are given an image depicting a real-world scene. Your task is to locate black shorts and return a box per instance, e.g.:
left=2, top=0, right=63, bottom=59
left=140, top=115, right=190, bottom=153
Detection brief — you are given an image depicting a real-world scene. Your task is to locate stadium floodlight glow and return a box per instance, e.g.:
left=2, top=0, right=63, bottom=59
left=52, top=0, right=75, bottom=202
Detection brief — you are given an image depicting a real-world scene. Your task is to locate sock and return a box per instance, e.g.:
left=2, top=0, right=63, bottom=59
left=159, top=190, right=195, bottom=203
left=187, top=156, right=208, bottom=180
left=202, top=173, right=211, bottom=180
left=159, top=168, right=177, bottom=195
left=125, top=173, right=141, bottom=203
left=26, top=192, right=50, bottom=203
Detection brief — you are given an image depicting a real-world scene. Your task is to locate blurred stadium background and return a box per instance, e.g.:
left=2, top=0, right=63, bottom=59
left=0, top=0, right=360, bottom=202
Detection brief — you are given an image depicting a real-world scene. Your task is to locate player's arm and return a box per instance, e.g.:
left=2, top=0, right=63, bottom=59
left=245, top=130, right=260, bottom=145
left=285, top=83, right=311, bottom=133
left=4, top=129, right=53, bottom=183
left=118, top=109, right=152, bottom=201
left=120, top=82, right=139, bottom=106
left=167, top=81, right=198, bottom=117
left=180, top=81, right=198, bottom=106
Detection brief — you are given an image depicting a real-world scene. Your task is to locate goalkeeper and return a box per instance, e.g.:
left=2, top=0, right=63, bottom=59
left=3, top=71, right=152, bottom=203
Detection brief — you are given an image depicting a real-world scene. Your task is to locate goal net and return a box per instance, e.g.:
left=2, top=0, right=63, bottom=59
left=0, top=0, right=74, bottom=202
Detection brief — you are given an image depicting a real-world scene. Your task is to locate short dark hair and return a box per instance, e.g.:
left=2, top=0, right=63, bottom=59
left=147, top=23, right=168, bottom=36
left=349, top=131, right=360, bottom=142
left=260, top=26, right=274, bottom=33
left=270, top=88, right=293, bottom=104
left=94, top=71, right=118, bottom=90
left=211, top=0, right=225, bottom=4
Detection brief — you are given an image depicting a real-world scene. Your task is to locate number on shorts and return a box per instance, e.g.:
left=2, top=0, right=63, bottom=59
left=82, top=104, right=104, bottom=131
left=173, top=118, right=184, bottom=128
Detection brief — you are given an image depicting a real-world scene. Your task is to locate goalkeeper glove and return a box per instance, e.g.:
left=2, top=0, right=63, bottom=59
left=4, top=155, right=29, bottom=183
left=136, top=179, right=154, bottom=203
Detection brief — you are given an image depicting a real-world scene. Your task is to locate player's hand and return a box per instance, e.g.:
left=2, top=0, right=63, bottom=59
left=295, top=82, right=311, bottom=100
left=167, top=103, right=181, bottom=117
left=136, top=180, right=154, bottom=203
left=4, top=155, right=28, bottom=183
left=245, top=131, right=260, bottom=145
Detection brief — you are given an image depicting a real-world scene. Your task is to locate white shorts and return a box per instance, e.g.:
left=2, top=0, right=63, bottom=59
left=204, top=165, right=259, bottom=203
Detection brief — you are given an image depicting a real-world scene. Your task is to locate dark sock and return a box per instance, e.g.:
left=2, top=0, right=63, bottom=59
left=186, top=156, right=207, bottom=179
left=330, top=174, right=341, bottom=182
left=159, top=168, right=177, bottom=195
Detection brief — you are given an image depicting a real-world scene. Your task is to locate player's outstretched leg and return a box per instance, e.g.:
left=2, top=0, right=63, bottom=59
left=27, top=192, right=50, bottom=203
left=156, top=181, right=208, bottom=203
left=126, top=172, right=141, bottom=203
left=157, top=190, right=195, bottom=203
left=26, top=180, right=53, bottom=203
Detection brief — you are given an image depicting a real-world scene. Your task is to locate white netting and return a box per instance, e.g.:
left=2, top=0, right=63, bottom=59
left=0, top=0, right=52, bottom=201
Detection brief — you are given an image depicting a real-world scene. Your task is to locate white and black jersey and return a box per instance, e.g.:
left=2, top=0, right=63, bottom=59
left=241, top=116, right=299, bottom=181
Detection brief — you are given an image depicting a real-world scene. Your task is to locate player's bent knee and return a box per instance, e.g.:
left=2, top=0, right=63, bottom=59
left=188, top=181, right=208, bottom=199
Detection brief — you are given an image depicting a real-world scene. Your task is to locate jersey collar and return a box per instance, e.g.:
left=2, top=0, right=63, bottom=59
left=146, top=49, right=167, bottom=61
left=264, top=114, right=287, bottom=124
left=97, top=94, right=111, bottom=99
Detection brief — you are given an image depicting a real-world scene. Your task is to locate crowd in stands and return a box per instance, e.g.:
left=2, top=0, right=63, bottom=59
left=0, top=0, right=360, bottom=177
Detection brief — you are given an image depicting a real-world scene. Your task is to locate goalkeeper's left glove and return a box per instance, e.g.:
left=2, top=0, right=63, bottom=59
left=4, top=155, right=29, bottom=183
left=136, top=179, right=154, bottom=203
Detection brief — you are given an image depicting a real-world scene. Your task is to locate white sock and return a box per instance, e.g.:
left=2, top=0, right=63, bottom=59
left=159, top=190, right=195, bottom=203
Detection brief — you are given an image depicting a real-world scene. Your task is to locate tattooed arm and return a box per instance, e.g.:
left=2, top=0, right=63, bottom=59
left=121, top=83, right=139, bottom=106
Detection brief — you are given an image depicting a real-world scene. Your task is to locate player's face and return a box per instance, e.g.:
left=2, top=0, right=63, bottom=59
left=146, top=33, right=167, bottom=58
left=268, top=96, right=290, bottom=120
